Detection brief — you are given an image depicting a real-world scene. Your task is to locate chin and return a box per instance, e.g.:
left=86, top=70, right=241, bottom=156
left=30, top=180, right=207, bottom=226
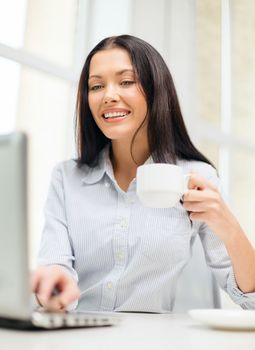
left=101, top=128, right=134, bottom=142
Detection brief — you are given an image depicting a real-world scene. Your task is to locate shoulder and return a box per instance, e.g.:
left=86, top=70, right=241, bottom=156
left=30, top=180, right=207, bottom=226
left=51, top=159, right=92, bottom=183
left=50, top=146, right=108, bottom=186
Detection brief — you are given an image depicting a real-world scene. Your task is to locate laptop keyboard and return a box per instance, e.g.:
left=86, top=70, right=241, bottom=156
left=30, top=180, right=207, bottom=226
left=32, top=311, right=118, bottom=329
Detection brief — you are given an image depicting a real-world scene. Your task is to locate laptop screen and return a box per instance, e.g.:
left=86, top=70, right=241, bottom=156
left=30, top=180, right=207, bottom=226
left=0, top=132, right=30, bottom=319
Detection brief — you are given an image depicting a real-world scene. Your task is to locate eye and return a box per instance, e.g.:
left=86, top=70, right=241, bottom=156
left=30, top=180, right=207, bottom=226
left=121, top=80, right=135, bottom=87
left=89, top=84, right=103, bottom=91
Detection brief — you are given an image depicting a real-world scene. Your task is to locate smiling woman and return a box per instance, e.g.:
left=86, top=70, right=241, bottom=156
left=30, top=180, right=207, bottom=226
left=88, top=48, right=148, bottom=146
left=33, top=34, right=255, bottom=313
left=75, top=35, right=212, bottom=169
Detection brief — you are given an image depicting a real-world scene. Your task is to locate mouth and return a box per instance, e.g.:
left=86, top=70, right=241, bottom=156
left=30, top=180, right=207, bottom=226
left=102, top=111, right=131, bottom=121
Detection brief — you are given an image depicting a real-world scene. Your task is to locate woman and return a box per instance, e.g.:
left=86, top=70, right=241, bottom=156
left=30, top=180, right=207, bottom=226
left=33, top=35, right=255, bottom=312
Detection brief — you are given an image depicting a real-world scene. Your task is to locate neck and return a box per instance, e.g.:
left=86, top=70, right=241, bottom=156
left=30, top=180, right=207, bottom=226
left=110, top=136, right=150, bottom=191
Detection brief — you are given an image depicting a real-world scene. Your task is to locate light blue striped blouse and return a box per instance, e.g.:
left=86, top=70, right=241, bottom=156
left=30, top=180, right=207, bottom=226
left=38, top=146, right=255, bottom=312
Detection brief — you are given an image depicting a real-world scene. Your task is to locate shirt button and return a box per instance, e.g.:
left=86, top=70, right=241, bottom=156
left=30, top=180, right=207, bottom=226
left=119, top=219, right=128, bottom=229
left=107, top=282, right=113, bottom=289
left=126, top=196, right=135, bottom=205
left=117, top=252, right=124, bottom=260
left=104, top=182, right=110, bottom=188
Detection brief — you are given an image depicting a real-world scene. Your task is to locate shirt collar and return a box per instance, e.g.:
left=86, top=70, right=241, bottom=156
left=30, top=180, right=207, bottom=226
left=144, top=155, right=153, bottom=165
left=81, top=145, right=114, bottom=185
left=81, top=145, right=154, bottom=185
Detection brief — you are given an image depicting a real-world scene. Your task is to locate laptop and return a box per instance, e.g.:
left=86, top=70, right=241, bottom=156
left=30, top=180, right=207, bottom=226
left=0, top=132, right=120, bottom=329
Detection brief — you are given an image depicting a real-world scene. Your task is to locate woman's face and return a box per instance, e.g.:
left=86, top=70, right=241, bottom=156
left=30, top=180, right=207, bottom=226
left=88, top=48, right=148, bottom=142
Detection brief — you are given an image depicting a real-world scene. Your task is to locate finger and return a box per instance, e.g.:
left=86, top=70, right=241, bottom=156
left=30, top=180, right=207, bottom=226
left=183, top=201, right=208, bottom=213
left=44, top=273, right=80, bottom=308
left=44, top=282, right=80, bottom=312
left=189, top=211, right=209, bottom=222
left=188, top=174, right=218, bottom=191
left=37, top=286, right=77, bottom=311
left=35, top=293, right=44, bottom=307
left=31, top=270, right=42, bottom=293
left=36, top=273, right=63, bottom=304
left=43, top=296, right=66, bottom=312
left=58, top=286, right=80, bottom=307
left=183, top=189, right=218, bottom=202
left=50, top=278, right=80, bottom=307
left=58, top=278, right=80, bottom=304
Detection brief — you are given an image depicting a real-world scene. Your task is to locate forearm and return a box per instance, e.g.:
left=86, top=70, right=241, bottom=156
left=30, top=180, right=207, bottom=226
left=184, top=173, right=255, bottom=293
left=223, top=224, right=255, bottom=293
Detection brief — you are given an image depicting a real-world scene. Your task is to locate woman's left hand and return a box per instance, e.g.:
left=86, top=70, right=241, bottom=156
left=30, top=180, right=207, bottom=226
left=183, top=173, right=255, bottom=293
left=183, top=173, right=240, bottom=241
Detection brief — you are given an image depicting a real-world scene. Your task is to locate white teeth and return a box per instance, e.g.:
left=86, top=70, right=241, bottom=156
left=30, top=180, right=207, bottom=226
left=103, top=111, right=129, bottom=119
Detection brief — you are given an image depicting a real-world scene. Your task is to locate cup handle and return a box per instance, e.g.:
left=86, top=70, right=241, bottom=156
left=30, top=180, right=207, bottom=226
left=184, top=173, right=191, bottom=191
left=179, top=174, right=191, bottom=204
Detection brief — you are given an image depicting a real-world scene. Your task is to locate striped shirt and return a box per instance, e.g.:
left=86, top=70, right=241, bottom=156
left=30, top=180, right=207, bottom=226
left=38, top=146, right=255, bottom=312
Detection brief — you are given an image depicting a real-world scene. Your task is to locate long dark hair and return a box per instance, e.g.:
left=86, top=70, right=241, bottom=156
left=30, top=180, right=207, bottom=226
left=75, top=34, right=214, bottom=168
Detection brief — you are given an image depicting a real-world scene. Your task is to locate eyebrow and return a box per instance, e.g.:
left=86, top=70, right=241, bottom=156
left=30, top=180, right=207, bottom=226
left=88, top=69, right=135, bottom=80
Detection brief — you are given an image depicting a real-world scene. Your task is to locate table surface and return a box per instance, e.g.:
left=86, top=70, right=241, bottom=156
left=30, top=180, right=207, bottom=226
left=1, top=312, right=255, bottom=350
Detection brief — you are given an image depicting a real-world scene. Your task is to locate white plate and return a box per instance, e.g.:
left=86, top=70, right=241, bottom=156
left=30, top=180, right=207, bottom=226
left=188, top=309, right=255, bottom=330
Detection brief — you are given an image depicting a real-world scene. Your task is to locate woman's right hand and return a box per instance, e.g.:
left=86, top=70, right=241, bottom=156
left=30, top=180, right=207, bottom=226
left=31, top=265, right=80, bottom=312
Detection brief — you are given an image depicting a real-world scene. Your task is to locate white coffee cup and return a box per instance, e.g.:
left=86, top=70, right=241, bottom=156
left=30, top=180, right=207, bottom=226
left=136, top=163, right=189, bottom=208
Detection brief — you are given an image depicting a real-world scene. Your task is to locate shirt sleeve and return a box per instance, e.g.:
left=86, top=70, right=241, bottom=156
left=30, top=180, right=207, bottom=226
left=37, top=163, right=78, bottom=284
left=197, top=166, right=255, bottom=309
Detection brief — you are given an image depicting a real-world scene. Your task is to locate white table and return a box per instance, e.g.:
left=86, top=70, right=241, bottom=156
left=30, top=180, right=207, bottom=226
left=0, top=313, right=255, bottom=350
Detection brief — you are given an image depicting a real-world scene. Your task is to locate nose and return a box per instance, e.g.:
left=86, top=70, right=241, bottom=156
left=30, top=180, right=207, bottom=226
left=103, top=86, right=120, bottom=104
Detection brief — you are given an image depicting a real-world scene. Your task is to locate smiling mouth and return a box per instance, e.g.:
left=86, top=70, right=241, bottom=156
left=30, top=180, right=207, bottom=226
left=103, top=111, right=130, bottom=119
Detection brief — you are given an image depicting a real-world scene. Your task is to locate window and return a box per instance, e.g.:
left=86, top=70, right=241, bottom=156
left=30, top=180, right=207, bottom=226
left=196, top=0, right=255, bottom=245
left=196, top=0, right=255, bottom=307
left=0, top=0, right=80, bottom=266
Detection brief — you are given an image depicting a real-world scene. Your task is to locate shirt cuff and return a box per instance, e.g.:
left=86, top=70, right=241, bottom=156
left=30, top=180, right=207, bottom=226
left=227, top=269, right=255, bottom=309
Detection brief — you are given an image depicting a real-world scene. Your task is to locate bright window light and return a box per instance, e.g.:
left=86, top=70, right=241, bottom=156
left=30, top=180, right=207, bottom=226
left=0, top=0, right=27, bottom=48
left=0, top=0, right=27, bottom=133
